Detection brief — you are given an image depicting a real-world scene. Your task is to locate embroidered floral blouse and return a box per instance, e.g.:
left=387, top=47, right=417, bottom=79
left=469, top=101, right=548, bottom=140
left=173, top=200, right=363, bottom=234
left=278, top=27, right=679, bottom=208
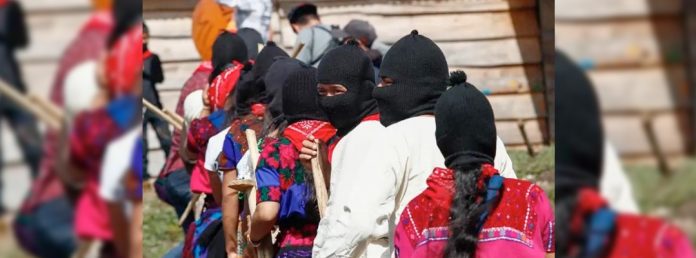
left=394, top=168, right=555, bottom=258
left=255, top=136, right=320, bottom=257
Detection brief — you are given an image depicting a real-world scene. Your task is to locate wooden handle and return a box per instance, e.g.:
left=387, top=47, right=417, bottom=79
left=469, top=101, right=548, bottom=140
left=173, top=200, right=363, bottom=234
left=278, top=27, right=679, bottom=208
left=178, top=193, right=200, bottom=226
left=291, top=43, right=305, bottom=59
left=0, top=79, right=62, bottom=129
left=243, top=129, right=275, bottom=258
left=142, top=99, right=183, bottom=131
left=27, top=93, right=65, bottom=121
left=311, top=141, right=329, bottom=218
left=228, top=179, right=256, bottom=191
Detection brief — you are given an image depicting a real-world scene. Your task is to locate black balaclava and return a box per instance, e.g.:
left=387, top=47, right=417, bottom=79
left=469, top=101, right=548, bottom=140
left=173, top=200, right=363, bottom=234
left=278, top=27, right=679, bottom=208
left=435, top=71, right=496, bottom=169
left=317, top=41, right=379, bottom=136
left=209, top=31, right=249, bottom=83
left=253, top=42, right=289, bottom=83
left=555, top=50, right=605, bottom=256
left=556, top=51, right=604, bottom=200
left=236, top=42, right=288, bottom=116
left=264, top=57, right=305, bottom=120
left=238, top=28, right=264, bottom=60
left=282, top=65, right=327, bottom=124
left=373, top=30, right=448, bottom=127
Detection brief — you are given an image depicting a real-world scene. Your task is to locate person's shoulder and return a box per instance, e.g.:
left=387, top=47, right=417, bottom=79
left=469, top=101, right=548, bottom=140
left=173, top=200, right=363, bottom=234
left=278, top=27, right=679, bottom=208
left=613, top=213, right=693, bottom=256
left=502, top=178, right=547, bottom=201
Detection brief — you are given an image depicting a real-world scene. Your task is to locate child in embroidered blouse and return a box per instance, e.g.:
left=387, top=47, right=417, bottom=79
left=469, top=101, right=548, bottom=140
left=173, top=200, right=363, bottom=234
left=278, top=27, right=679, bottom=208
left=246, top=65, right=337, bottom=257
left=394, top=72, right=555, bottom=258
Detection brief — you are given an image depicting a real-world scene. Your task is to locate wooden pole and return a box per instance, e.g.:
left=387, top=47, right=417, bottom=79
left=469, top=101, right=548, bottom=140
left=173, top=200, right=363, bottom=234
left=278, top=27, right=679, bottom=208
left=243, top=129, right=274, bottom=258
left=178, top=193, right=200, bottom=226
left=642, top=113, right=670, bottom=176
left=291, top=43, right=305, bottom=59
left=517, top=119, right=535, bottom=157
left=0, top=79, right=62, bottom=129
left=311, top=141, right=329, bottom=218
left=142, top=99, right=183, bottom=131
left=27, top=93, right=65, bottom=121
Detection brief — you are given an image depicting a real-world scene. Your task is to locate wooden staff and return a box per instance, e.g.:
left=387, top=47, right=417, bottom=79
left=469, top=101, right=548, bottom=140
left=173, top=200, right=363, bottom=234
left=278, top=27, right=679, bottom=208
left=142, top=99, right=183, bottom=131
left=27, top=93, right=65, bottom=121
left=241, top=129, right=275, bottom=258
left=0, top=79, right=62, bottom=129
left=642, top=112, right=670, bottom=175
left=311, top=141, right=329, bottom=218
left=291, top=43, right=305, bottom=59
left=178, top=193, right=200, bottom=226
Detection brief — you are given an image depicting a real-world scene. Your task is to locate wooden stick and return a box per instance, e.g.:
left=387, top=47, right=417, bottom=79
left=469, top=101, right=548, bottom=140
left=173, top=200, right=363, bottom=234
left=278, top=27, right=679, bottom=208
left=311, top=141, right=329, bottom=218
left=244, top=129, right=274, bottom=258
left=142, top=99, right=183, bottom=131
left=0, top=79, right=62, bottom=129
left=642, top=113, right=670, bottom=175
left=291, top=43, right=305, bottom=59
left=163, top=109, right=184, bottom=125
left=27, top=93, right=65, bottom=121
left=178, top=193, right=200, bottom=226
left=517, top=119, right=535, bottom=157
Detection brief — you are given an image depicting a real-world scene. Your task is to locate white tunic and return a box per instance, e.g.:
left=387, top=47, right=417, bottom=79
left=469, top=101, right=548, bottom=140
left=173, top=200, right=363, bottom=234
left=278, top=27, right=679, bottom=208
left=313, top=116, right=516, bottom=258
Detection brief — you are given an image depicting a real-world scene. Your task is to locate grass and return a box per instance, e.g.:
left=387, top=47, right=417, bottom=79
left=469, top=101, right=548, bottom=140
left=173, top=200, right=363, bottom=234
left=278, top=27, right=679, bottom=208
left=143, top=187, right=184, bottom=258
left=509, top=145, right=555, bottom=200
left=624, top=158, right=696, bottom=244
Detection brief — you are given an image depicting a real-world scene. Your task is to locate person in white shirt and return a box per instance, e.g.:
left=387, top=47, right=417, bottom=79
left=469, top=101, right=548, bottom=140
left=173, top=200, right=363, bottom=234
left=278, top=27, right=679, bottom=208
left=217, top=0, right=272, bottom=42
left=601, top=142, right=639, bottom=213
left=310, top=30, right=517, bottom=258
left=99, top=127, right=141, bottom=257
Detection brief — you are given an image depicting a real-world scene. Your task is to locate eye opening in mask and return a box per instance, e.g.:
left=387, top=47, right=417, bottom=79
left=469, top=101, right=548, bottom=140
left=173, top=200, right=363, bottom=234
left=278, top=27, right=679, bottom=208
left=317, top=83, right=348, bottom=97
left=378, top=76, right=394, bottom=88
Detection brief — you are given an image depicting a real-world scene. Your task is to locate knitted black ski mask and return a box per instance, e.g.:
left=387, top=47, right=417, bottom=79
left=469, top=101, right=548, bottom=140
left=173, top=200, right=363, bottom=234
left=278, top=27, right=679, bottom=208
left=236, top=42, right=289, bottom=116
left=317, top=41, right=379, bottom=136
left=373, top=30, right=448, bottom=127
left=282, top=65, right=327, bottom=124
left=263, top=57, right=305, bottom=120
left=556, top=51, right=604, bottom=201
left=435, top=71, right=496, bottom=169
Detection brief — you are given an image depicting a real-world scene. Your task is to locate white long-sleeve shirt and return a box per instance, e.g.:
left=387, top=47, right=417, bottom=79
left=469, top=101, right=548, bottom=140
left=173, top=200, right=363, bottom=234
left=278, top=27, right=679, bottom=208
left=601, top=141, right=639, bottom=213
left=312, top=116, right=516, bottom=258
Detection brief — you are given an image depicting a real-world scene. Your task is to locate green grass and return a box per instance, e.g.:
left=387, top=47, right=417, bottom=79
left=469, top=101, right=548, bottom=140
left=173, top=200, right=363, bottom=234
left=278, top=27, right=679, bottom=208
left=624, top=158, right=696, bottom=244
left=143, top=188, right=183, bottom=258
left=509, top=145, right=555, bottom=200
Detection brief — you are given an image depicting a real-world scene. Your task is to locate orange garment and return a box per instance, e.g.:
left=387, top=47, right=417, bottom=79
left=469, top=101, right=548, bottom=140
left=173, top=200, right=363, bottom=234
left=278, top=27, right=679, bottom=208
left=191, top=0, right=237, bottom=60
left=91, top=0, right=111, bottom=10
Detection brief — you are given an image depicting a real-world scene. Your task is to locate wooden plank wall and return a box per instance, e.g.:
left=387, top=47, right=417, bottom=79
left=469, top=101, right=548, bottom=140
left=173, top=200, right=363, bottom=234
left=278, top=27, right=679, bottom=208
left=556, top=0, right=694, bottom=159
left=144, top=0, right=552, bottom=150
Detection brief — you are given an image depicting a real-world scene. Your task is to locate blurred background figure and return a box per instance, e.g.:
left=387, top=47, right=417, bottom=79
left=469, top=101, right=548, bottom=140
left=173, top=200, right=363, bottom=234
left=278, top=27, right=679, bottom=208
left=556, top=50, right=694, bottom=258
left=557, top=0, right=696, bottom=249
left=217, top=0, right=273, bottom=42
left=0, top=0, right=42, bottom=216
left=142, top=22, right=171, bottom=181
left=287, top=3, right=339, bottom=67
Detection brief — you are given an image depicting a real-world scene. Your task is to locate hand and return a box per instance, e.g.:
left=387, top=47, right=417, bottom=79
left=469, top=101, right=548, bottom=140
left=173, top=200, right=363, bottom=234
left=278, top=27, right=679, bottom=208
left=299, top=135, right=318, bottom=161
left=227, top=252, right=239, bottom=258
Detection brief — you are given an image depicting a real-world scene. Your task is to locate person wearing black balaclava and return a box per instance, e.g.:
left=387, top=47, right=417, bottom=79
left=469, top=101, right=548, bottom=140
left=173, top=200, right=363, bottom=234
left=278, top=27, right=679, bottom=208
left=555, top=51, right=694, bottom=258
left=311, top=31, right=516, bottom=258
left=206, top=41, right=288, bottom=257
left=393, top=72, right=554, bottom=258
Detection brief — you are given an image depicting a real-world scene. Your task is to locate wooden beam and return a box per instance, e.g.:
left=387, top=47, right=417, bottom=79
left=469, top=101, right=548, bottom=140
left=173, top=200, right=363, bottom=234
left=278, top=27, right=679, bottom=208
left=556, top=0, right=681, bottom=21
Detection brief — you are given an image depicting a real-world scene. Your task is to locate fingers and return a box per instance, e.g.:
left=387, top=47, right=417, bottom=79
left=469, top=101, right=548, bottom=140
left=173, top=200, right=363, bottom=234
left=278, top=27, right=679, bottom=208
left=302, top=139, right=316, bottom=150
